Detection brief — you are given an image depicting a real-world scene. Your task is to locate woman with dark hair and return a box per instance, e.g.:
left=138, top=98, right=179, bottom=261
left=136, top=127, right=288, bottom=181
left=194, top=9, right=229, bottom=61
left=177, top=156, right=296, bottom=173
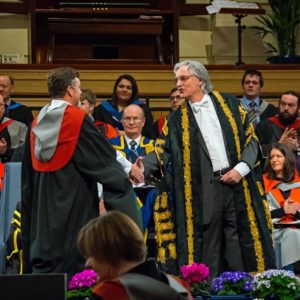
left=77, top=211, right=191, bottom=300
left=93, top=74, right=153, bottom=138
left=263, top=142, right=300, bottom=272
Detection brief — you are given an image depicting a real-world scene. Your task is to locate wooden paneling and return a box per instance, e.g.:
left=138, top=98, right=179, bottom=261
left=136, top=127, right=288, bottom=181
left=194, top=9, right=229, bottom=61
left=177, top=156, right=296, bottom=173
left=2, top=65, right=300, bottom=119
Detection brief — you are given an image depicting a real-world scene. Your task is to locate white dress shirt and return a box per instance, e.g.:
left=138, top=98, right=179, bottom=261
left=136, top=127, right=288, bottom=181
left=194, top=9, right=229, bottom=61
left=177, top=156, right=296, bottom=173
left=189, top=95, right=250, bottom=177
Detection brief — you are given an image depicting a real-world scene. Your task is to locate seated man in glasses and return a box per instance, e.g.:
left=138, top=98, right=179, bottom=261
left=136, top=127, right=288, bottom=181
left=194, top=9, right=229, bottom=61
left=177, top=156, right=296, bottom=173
left=110, top=104, right=156, bottom=257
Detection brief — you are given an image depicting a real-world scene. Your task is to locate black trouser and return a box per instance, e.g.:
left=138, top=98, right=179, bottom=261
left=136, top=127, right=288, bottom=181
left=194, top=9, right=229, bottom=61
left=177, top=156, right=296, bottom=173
left=201, top=176, right=245, bottom=278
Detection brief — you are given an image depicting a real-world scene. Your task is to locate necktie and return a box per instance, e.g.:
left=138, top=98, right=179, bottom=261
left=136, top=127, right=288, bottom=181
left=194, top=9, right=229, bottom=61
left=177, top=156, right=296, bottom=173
left=192, top=100, right=209, bottom=113
left=247, top=102, right=257, bottom=125
left=129, top=140, right=137, bottom=151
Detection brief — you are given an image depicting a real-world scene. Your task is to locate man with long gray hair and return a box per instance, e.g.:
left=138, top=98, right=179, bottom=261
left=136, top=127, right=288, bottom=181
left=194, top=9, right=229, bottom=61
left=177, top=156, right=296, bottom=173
left=140, top=60, right=276, bottom=278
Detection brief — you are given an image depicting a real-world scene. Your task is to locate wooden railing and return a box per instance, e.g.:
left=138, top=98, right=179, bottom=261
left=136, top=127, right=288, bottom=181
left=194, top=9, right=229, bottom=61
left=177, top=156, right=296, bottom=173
left=2, top=64, right=299, bottom=119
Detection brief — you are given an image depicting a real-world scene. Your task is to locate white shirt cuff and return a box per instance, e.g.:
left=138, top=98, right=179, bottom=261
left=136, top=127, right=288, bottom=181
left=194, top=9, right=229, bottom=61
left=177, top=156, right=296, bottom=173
left=234, top=162, right=250, bottom=178
left=116, top=150, right=132, bottom=175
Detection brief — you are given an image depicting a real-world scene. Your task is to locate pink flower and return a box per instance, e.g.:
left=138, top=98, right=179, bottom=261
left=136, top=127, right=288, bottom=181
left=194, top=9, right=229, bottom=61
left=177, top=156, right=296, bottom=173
left=180, top=262, right=209, bottom=283
left=68, top=269, right=97, bottom=290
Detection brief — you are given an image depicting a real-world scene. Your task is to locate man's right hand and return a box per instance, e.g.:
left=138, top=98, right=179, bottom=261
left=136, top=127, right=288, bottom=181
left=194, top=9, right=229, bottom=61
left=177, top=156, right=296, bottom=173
left=129, top=157, right=145, bottom=184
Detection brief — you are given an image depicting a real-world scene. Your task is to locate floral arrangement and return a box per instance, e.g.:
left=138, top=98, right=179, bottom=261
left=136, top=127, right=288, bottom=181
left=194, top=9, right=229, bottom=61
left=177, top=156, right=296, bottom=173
left=212, top=271, right=253, bottom=296
left=252, top=269, right=300, bottom=300
left=180, top=262, right=211, bottom=297
left=67, top=269, right=97, bottom=299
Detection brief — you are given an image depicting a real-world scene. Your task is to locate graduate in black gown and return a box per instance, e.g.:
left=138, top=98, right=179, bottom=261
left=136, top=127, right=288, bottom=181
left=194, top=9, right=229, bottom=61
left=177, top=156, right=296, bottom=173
left=21, top=67, right=142, bottom=277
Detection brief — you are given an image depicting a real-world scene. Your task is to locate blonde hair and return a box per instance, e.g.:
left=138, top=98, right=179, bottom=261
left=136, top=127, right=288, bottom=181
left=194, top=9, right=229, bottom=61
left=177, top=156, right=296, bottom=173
left=77, top=211, right=146, bottom=268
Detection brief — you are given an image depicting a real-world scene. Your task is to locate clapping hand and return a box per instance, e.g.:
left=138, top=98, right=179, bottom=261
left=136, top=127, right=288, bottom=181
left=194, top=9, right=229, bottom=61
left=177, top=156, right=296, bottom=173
left=0, top=138, right=7, bottom=155
left=284, top=197, right=300, bottom=215
left=279, top=128, right=299, bottom=151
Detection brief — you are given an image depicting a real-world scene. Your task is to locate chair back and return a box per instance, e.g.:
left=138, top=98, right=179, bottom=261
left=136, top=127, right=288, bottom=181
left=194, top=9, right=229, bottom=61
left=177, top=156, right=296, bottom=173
left=0, top=162, right=22, bottom=273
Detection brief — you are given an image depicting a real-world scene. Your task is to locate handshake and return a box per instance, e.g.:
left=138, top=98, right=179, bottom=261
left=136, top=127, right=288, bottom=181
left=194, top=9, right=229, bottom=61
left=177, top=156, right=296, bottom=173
left=129, top=157, right=145, bottom=184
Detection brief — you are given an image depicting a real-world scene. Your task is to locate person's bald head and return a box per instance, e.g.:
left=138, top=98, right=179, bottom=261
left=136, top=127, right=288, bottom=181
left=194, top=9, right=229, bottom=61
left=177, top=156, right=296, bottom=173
left=122, top=104, right=145, bottom=139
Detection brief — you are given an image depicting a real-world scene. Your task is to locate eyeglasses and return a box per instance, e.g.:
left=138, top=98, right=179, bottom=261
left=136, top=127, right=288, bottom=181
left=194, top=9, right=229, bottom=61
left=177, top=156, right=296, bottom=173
left=170, top=95, right=181, bottom=101
left=175, top=75, right=194, bottom=83
left=123, top=117, right=143, bottom=123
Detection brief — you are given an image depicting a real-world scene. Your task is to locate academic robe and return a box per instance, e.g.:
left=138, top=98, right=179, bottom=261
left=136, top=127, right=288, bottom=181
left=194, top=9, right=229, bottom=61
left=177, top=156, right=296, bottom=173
left=22, top=102, right=141, bottom=277
left=0, top=116, right=27, bottom=162
left=263, top=173, right=300, bottom=268
left=110, top=135, right=155, bottom=163
left=255, top=115, right=300, bottom=157
left=5, top=100, right=33, bottom=127
left=143, top=92, right=276, bottom=275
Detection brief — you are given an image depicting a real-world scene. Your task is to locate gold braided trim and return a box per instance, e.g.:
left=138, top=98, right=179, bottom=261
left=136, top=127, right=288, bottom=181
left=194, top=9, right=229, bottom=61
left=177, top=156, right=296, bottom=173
left=168, top=243, right=177, bottom=259
left=239, top=105, right=247, bottom=125
left=161, top=193, right=168, bottom=209
left=162, top=119, right=169, bottom=136
left=181, top=102, right=194, bottom=264
left=242, top=178, right=265, bottom=272
left=154, top=193, right=177, bottom=263
left=154, top=141, right=164, bottom=169
left=213, top=91, right=241, bottom=159
left=155, top=138, right=165, bottom=146
left=12, top=218, right=21, bottom=227
left=158, top=247, right=166, bottom=263
left=256, top=181, right=265, bottom=196
left=262, top=198, right=274, bottom=232
left=159, top=221, right=174, bottom=232
left=143, top=228, right=148, bottom=243
left=140, top=136, right=156, bottom=154
left=155, top=211, right=172, bottom=222
left=6, top=228, right=21, bottom=260
left=14, top=210, right=21, bottom=218
left=245, top=124, right=255, bottom=146
left=160, top=233, right=176, bottom=241
left=136, top=196, right=143, bottom=208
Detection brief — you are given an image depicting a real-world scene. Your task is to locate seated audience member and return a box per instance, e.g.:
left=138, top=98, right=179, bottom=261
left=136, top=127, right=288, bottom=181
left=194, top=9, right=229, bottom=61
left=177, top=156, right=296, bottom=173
left=263, top=143, right=300, bottom=272
left=93, top=74, right=153, bottom=139
left=77, top=211, right=191, bottom=300
left=0, top=94, right=27, bottom=162
left=152, top=87, right=185, bottom=139
left=80, top=89, right=118, bottom=139
left=240, top=69, right=277, bottom=128
left=0, top=74, right=33, bottom=126
left=109, top=104, right=155, bottom=250
left=256, top=91, right=300, bottom=172
left=110, top=104, right=155, bottom=164
left=80, top=90, right=143, bottom=215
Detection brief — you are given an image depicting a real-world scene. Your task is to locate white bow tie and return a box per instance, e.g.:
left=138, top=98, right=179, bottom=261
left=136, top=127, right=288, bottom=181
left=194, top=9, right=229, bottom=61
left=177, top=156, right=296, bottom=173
left=192, top=100, right=209, bottom=113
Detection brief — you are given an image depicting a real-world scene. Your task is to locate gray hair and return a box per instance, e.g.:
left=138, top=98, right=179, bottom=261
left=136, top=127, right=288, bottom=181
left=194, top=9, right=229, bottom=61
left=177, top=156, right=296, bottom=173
left=174, top=60, right=213, bottom=94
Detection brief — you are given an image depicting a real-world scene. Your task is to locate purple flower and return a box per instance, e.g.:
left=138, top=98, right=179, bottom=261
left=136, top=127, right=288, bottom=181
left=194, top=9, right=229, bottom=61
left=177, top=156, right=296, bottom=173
left=212, top=271, right=253, bottom=295
left=180, top=262, right=210, bottom=284
left=68, top=269, right=97, bottom=290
